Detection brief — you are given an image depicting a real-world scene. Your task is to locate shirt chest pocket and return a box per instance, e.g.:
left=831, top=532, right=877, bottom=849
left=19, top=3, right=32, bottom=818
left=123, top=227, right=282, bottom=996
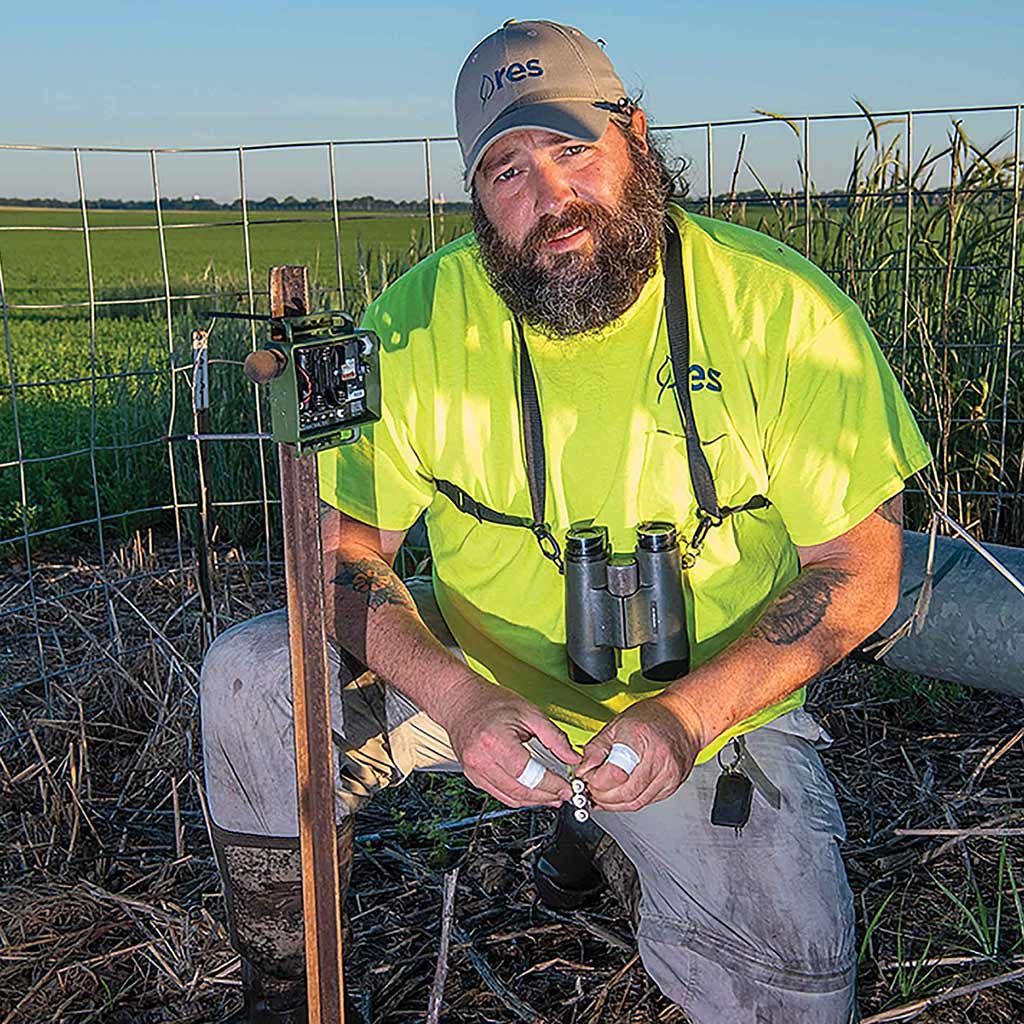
left=638, top=427, right=768, bottom=529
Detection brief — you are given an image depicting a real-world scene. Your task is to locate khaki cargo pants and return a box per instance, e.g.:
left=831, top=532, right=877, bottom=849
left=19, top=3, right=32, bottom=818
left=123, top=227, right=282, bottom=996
left=201, top=578, right=857, bottom=1023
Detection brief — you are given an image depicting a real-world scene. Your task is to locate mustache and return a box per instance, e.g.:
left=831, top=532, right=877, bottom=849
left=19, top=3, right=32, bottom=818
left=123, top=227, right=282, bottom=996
left=520, top=202, right=605, bottom=256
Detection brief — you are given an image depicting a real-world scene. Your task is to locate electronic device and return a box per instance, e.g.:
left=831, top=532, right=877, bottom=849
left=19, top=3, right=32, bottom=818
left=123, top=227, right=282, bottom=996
left=231, top=310, right=381, bottom=453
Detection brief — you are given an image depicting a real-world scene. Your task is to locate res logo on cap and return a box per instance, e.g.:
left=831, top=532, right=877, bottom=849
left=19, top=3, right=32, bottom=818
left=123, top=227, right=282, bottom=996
left=479, top=58, right=544, bottom=105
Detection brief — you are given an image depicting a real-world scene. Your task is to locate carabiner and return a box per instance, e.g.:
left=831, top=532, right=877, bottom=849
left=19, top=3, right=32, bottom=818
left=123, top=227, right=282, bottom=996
left=532, top=524, right=565, bottom=575
left=690, top=511, right=721, bottom=552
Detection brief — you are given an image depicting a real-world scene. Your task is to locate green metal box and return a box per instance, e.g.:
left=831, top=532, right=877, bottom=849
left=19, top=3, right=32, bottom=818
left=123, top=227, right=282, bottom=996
left=260, top=311, right=381, bottom=453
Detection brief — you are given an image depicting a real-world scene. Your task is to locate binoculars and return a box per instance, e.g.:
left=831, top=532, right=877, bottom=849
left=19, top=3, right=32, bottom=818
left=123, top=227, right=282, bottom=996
left=564, top=521, right=689, bottom=685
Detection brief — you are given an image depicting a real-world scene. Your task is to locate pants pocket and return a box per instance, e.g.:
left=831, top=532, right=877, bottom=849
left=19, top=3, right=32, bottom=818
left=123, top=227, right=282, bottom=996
left=748, top=710, right=848, bottom=843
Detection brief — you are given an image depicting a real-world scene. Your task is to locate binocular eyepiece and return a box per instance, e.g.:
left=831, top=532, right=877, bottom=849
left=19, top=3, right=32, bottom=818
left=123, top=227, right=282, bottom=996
left=564, top=521, right=689, bottom=685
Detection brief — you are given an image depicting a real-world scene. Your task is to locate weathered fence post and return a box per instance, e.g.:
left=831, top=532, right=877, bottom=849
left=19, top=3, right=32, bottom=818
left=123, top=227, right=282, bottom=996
left=270, top=265, right=346, bottom=1024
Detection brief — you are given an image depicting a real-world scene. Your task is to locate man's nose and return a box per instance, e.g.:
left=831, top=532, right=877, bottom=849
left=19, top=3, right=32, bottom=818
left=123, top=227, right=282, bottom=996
left=531, top=159, right=576, bottom=218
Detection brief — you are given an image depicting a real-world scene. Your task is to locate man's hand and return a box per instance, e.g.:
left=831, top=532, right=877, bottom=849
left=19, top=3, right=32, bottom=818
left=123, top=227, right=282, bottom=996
left=576, top=693, right=705, bottom=812
left=441, top=675, right=582, bottom=809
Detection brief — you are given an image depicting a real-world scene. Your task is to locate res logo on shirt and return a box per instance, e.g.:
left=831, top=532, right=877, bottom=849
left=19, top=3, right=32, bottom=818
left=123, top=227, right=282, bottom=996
left=656, top=356, right=723, bottom=400
left=480, top=59, right=544, bottom=105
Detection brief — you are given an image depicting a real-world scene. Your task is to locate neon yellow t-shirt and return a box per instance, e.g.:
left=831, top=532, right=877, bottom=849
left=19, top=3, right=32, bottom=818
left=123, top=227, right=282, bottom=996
left=319, top=205, right=932, bottom=762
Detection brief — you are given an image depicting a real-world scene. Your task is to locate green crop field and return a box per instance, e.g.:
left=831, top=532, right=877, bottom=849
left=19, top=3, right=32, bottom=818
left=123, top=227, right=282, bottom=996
left=1, top=118, right=1022, bottom=554
left=0, top=207, right=471, bottom=307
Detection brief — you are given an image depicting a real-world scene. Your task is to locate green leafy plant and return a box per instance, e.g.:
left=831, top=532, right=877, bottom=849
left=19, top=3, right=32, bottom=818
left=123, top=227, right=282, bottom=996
left=934, top=840, right=1024, bottom=958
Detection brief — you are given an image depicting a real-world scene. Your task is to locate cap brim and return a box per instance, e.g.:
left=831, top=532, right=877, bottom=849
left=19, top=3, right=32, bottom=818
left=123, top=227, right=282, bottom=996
left=463, top=100, right=613, bottom=190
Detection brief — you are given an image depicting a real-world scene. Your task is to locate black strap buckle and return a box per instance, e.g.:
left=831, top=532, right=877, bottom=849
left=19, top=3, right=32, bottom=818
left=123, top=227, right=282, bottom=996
left=436, top=479, right=483, bottom=522
left=456, top=491, right=482, bottom=521
left=720, top=494, right=770, bottom=518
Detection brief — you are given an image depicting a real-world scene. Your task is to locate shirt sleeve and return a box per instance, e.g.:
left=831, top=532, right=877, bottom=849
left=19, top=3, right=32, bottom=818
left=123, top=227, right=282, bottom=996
left=317, top=306, right=435, bottom=531
left=761, top=301, right=932, bottom=547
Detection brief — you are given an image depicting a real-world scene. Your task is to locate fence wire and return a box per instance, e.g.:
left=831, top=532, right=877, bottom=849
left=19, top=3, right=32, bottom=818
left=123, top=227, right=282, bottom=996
left=1, top=104, right=1022, bottom=695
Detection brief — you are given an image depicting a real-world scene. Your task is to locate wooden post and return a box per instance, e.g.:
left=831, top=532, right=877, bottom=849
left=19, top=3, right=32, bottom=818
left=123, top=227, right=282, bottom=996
left=270, top=265, right=346, bottom=1024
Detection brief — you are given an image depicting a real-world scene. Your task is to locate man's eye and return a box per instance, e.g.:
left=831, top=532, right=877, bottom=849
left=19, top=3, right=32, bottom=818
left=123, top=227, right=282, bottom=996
left=563, top=144, right=588, bottom=157
left=495, top=166, right=519, bottom=183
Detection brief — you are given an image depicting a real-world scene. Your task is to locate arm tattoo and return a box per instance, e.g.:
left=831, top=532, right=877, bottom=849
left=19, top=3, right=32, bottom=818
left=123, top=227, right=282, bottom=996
left=750, top=567, right=853, bottom=646
left=331, top=559, right=414, bottom=611
left=874, top=493, right=904, bottom=526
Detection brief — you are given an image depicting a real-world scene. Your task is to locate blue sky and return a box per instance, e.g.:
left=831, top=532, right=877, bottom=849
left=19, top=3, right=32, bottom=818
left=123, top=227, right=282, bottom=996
left=1, top=1, right=1021, bottom=201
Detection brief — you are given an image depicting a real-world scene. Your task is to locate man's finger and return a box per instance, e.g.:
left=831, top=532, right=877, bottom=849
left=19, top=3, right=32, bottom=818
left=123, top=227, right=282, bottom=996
left=513, top=753, right=547, bottom=791
left=502, top=753, right=570, bottom=804
left=531, top=777, right=571, bottom=805
left=583, top=761, right=631, bottom=794
left=577, top=733, right=614, bottom=777
left=528, top=764, right=572, bottom=800
left=594, top=776, right=661, bottom=811
left=525, top=713, right=582, bottom=766
left=591, top=774, right=653, bottom=810
left=516, top=759, right=570, bottom=799
left=500, top=773, right=568, bottom=807
left=594, top=758, right=688, bottom=811
left=581, top=728, right=646, bottom=782
left=589, top=756, right=659, bottom=809
left=466, top=768, right=564, bottom=809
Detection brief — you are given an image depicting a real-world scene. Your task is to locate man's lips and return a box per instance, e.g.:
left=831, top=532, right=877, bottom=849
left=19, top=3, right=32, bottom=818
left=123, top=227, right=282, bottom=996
left=541, top=225, right=590, bottom=252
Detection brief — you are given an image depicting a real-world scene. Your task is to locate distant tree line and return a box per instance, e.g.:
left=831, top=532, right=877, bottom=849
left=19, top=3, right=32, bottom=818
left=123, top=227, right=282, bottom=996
left=0, top=195, right=473, bottom=213
left=2, top=187, right=976, bottom=214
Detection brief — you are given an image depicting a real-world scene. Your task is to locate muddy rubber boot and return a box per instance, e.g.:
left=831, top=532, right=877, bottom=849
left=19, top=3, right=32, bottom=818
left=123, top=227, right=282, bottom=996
left=533, top=801, right=607, bottom=909
left=212, top=816, right=365, bottom=1023
left=220, top=959, right=307, bottom=1024
left=219, top=962, right=365, bottom=1024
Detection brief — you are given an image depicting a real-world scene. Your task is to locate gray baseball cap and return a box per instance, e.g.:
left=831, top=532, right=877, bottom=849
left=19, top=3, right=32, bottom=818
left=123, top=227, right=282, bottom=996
left=455, top=20, right=628, bottom=190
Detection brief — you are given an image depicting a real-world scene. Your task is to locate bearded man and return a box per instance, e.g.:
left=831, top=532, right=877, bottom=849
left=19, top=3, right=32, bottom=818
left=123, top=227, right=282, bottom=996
left=200, top=19, right=931, bottom=1024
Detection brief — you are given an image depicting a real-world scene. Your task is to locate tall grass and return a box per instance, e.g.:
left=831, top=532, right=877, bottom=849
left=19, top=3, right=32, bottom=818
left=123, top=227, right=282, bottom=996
left=701, top=110, right=1023, bottom=542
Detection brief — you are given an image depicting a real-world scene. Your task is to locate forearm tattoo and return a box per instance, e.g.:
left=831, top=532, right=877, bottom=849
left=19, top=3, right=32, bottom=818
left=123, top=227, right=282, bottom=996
left=331, top=559, right=414, bottom=611
left=874, top=493, right=904, bottom=526
left=750, top=567, right=853, bottom=646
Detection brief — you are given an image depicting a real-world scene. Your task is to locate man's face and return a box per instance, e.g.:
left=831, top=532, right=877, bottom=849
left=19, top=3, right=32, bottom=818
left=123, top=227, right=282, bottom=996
left=471, top=109, right=669, bottom=338
left=474, top=111, right=642, bottom=255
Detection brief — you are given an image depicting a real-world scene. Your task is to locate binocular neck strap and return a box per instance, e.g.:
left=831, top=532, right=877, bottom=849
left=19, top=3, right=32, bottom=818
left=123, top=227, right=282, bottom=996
left=515, top=316, right=549, bottom=533
left=663, top=216, right=721, bottom=521
left=514, top=316, right=565, bottom=571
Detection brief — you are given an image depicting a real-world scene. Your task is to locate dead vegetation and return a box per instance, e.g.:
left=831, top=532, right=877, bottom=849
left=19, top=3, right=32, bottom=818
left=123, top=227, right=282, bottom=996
left=1, top=543, right=1023, bottom=1022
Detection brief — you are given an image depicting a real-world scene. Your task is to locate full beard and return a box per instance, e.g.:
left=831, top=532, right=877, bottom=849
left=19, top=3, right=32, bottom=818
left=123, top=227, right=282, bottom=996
left=472, top=133, right=668, bottom=339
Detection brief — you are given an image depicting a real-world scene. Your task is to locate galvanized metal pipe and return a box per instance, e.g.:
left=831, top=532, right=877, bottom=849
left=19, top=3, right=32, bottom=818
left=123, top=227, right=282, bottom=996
left=871, top=530, right=1024, bottom=697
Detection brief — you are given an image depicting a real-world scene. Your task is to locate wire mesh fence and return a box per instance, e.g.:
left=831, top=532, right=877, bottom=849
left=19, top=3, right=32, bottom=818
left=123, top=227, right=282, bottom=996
left=1, top=102, right=1021, bottom=698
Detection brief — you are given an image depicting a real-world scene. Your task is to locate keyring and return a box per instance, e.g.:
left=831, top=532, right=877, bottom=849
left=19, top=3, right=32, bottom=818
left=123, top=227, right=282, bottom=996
left=715, top=738, right=742, bottom=773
